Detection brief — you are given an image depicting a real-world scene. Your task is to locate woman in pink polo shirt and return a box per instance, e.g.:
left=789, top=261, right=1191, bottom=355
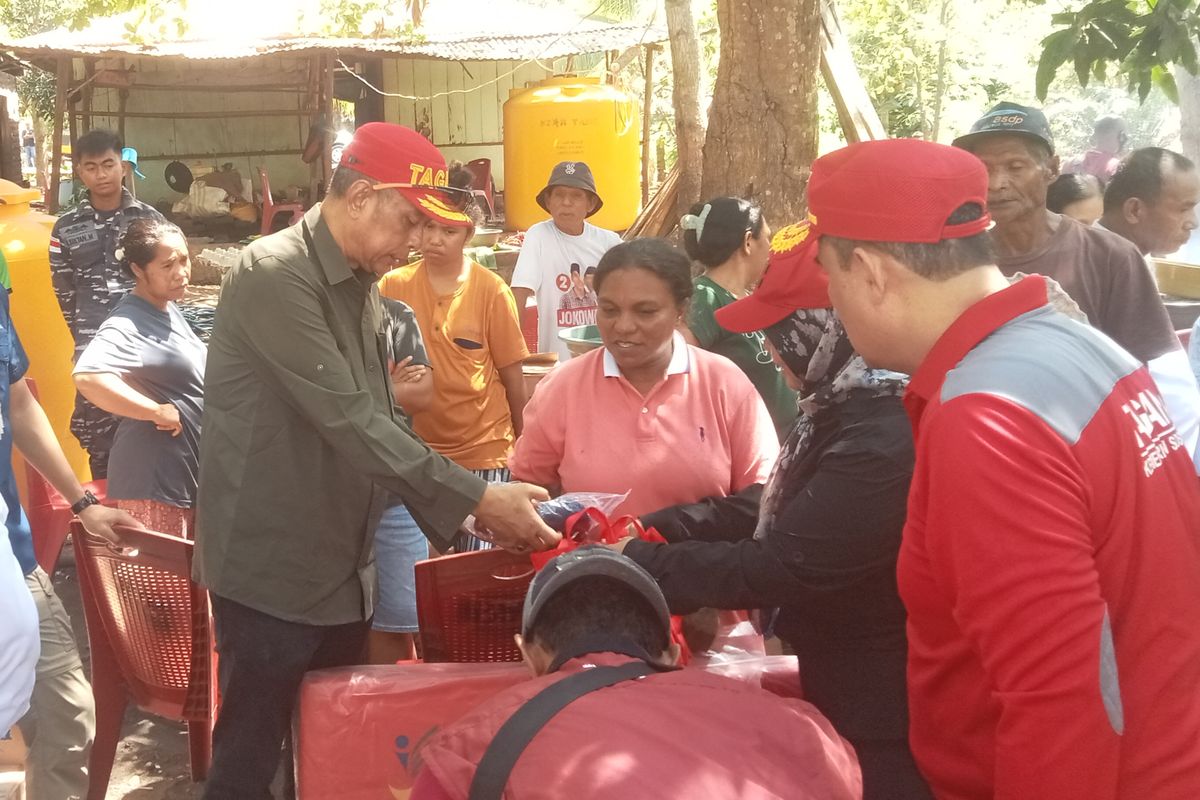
left=509, top=238, right=778, bottom=517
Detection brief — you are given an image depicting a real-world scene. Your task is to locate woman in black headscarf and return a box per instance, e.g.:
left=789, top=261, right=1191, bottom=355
left=616, top=222, right=930, bottom=799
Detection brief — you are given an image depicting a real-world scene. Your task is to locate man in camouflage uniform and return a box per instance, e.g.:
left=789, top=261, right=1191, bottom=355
left=49, top=129, right=164, bottom=478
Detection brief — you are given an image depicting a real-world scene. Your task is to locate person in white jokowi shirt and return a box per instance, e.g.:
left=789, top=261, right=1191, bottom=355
left=510, top=161, right=621, bottom=361
left=0, top=489, right=38, bottom=735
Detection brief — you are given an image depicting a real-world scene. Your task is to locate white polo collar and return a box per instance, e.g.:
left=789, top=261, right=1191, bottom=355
left=603, top=331, right=691, bottom=378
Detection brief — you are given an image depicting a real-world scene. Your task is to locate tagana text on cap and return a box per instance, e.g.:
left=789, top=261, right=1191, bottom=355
left=338, top=122, right=471, bottom=227
left=715, top=220, right=830, bottom=334
left=806, top=139, right=990, bottom=245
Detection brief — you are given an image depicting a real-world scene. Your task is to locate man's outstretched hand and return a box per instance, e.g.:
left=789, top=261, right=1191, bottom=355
left=473, top=482, right=561, bottom=554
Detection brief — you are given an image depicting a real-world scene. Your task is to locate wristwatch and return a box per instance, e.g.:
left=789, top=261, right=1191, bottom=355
left=70, top=490, right=101, bottom=516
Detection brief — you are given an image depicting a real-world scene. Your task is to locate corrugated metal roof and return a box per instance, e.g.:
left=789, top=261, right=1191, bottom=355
left=0, top=0, right=665, bottom=62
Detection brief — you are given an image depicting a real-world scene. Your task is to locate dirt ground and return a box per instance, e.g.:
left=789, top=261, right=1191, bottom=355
left=53, top=549, right=202, bottom=800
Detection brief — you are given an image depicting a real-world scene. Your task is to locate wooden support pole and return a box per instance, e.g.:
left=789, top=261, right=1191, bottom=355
left=49, top=59, right=68, bottom=213
left=81, top=59, right=95, bottom=134
left=641, top=44, right=656, bottom=208
left=136, top=148, right=306, bottom=161
left=90, top=108, right=312, bottom=120
left=321, top=53, right=335, bottom=197
left=90, top=81, right=310, bottom=93
left=117, top=89, right=128, bottom=142
left=307, top=54, right=322, bottom=204
left=67, top=89, right=78, bottom=178
left=818, top=0, right=886, bottom=143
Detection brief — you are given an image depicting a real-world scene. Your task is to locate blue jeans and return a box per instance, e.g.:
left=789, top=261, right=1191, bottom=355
left=372, top=501, right=427, bottom=633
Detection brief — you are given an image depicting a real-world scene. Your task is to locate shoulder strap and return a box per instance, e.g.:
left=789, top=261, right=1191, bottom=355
left=467, top=661, right=656, bottom=800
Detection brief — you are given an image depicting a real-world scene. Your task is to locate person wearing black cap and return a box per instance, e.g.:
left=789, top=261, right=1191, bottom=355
left=621, top=222, right=930, bottom=799
left=510, top=161, right=621, bottom=361
left=954, top=102, right=1200, bottom=471
left=410, top=547, right=862, bottom=800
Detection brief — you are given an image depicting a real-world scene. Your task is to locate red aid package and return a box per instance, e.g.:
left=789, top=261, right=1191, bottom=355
left=294, top=662, right=528, bottom=799
left=530, top=507, right=665, bottom=570
left=294, top=657, right=803, bottom=798
left=528, top=507, right=688, bottom=661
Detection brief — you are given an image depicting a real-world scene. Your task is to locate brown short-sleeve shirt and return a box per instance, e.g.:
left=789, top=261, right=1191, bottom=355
left=996, top=216, right=1180, bottom=363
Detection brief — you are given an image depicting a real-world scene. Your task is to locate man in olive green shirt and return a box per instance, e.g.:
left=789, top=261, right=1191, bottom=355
left=195, top=123, right=558, bottom=799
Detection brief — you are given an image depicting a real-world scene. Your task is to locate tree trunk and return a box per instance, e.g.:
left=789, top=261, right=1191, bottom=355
left=929, top=0, right=953, bottom=142
left=702, top=0, right=822, bottom=222
left=1177, top=65, right=1200, bottom=167
left=32, top=116, right=47, bottom=191
left=665, top=0, right=706, bottom=220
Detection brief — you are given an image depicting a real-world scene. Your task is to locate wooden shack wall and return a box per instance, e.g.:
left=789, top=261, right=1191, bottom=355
left=83, top=54, right=318, bottom=207
left=381, top=57, right=573, bottom=190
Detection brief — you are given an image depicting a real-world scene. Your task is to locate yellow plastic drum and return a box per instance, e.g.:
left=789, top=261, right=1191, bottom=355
left=503, top=76, right=641, bottom=232
left=0, top=180, right=92, bottom=493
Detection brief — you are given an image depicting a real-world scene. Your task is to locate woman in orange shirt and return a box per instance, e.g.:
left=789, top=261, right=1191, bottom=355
left=377, top=162, right=529, bottom=550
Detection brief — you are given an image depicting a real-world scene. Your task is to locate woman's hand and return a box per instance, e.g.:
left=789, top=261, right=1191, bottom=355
left=390, top=356, right=429, bottom=384
left=153, top=403, right=183, bottom=437
left=607, top=536, right=635, bottom=554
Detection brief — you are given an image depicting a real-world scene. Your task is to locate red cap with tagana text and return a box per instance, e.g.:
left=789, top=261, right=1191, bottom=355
left=339, top=122, right=472, bottom=228
left=806, top=139, right=990, bottom=244
left=715, top=221, right=830, bottom=334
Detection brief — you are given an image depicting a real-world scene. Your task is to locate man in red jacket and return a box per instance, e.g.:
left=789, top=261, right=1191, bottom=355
left=411, top=546, right=862, bottom=799
left=809, top=137, right=1200, bottom=799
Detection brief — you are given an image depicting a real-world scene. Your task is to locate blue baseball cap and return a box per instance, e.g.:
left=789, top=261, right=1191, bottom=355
left=121, top=147, right=146, bottom=179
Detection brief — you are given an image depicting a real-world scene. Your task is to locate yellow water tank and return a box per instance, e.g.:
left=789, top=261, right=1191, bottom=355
left=0, top=180, right=91, bottom=491
left=503, top=76, right=641, bottom=232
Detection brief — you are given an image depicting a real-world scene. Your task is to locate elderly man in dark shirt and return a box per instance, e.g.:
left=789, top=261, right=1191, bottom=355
left=195, top=123, right=559, bottom=799
left=953, top=101, right=1200, bottom=471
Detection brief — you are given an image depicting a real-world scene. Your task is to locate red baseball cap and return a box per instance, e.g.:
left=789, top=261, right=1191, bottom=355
left=806, top=139, right=990, bottom=243
left=339, top=122, right=473, bottom=228
left=715, top=221, right=830, bottom=334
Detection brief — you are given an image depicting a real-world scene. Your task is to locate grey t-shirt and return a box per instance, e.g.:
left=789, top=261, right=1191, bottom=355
left=73, top=294, right=207, bottom=507
left=380, top=297, right=429, bottom=368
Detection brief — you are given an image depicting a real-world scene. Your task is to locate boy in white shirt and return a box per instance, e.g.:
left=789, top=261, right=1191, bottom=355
left=510, top=161, right=622, bottom=361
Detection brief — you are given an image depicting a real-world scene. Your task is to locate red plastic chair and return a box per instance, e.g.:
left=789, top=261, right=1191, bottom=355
left=71, top=521, right=216, bottom=799
left=415, top=548, right=533, bottom=663
left=465, top=157, right=496, bottom=221
left=257, top=166, right=304, bottom=236
left=25, top=465, right=106, bottom=575
left=22, top=378, right=107, bottom=574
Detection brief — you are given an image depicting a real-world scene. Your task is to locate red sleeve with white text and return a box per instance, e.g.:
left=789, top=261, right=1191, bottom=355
left=919, top=393, right=1121, bottom=800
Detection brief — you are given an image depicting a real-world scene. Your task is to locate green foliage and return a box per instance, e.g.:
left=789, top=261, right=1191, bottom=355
left=1034, top=0, right=1200, bottom=103
left=834, top=0, right=1180, bottom=154
left=1045, top=84, right=1178, bottom=155
left=840, top=0, right=1056, bottom=141
left=63, top=0, right=178, bottom=32
left=0, top=0, right=71, bottom=120
left=311, top=0, right=422, bottom=36
left=16, top=70, right=56, bottom=121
